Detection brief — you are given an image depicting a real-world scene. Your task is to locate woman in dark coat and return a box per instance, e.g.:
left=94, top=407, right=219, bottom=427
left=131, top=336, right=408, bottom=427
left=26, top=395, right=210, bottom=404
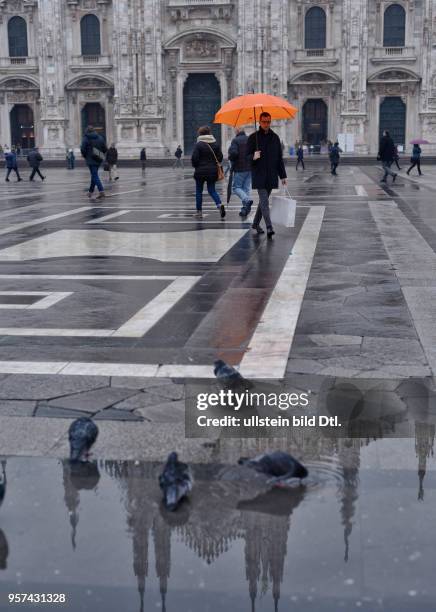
left=407, top=144, right=423, bottom=176
left=191, top=126, right=225, bottom=219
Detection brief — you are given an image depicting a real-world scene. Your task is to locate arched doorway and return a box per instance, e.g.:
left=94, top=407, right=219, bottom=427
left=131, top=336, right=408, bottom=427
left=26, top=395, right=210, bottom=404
left=183, top=73, right=221, bottom=154
left=81, top=103, right=106, bottom=139
left=379, top=97, right=406, bottom=146
left=302, top=99, right=327, bottom=147
left=10, top=104, right=34, bottom=150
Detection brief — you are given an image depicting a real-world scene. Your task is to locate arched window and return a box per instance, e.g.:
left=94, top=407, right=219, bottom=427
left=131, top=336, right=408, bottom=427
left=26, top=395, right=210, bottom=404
left=80, top=14, right=101, bottom=56
left=305, top=7, right=326, bottom=49
left=383, top=4, right=406, bottom=47
left=8, top=16, right=28, bottom=57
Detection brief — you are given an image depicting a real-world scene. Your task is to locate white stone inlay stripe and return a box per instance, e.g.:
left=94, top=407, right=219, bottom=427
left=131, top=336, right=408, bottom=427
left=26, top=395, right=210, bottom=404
left=0, top=207, right=90, bottom=236
left=0, top=291, right=72, bottom=310
left=0, top=228, right=247, bottom=263
left=0, top=360, right=214, bottom=377
left=0, top=328, right=115, bottom=337
left=240, top=206, right=325, bottom=378
left=0, top=275, right=187, bottom=280
left=86, top=210, right=131, bottom=224
left=355, top=185, right=368, bottom=197
left=113, top=276, right=199, bottom=337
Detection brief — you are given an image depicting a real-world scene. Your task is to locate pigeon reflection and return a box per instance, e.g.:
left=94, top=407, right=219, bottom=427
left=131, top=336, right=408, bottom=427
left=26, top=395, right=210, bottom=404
left=0, top=460, right=6, bottom=509
left=0, top=529, right=8, bottom=570
left=61, top=460, right=100, bottom=550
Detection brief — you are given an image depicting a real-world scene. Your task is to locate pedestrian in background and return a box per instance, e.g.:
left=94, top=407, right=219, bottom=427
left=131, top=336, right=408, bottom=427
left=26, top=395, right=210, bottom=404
left=246, top=112, right=287, bottom=238
left=27, top=147, right=45, bottom=181
left=191, top=125, right=225, bottom=220
left=393, top=145, right=402, bottom=170
left=228, top=127, right=253, bottom=217
left=329, top=141, right=342, bottom=176
left=106, top=143, right=119, bottom=181
left=296, top=144, right=305, bottom=170
left=407, top=144, right=423, bottom=176
left=378, top=130, right=397, bottom=183
left=80, top=125, right=107, bottom=199
left=173, top=145, right=183, bottom=168
left=66, top=149, right=75, bottom=170
left=4, top=147, right=22, bottom=182
left=140, top=147, right=147, bottom=181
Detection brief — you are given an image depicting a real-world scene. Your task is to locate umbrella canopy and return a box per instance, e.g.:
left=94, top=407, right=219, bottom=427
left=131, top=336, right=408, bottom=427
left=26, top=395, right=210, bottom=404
left=410, top=139, right=430, bottom=145
left=214, top=93, right=298, bottom=127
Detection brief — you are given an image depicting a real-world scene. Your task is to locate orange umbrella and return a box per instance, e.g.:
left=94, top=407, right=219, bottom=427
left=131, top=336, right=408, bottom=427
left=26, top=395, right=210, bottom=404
left=214, top=93, right=298, bottom=128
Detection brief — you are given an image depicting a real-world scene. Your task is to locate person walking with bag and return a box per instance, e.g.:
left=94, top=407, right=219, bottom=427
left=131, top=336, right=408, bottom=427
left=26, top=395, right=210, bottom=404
left=80, top=126, right=107, bottom=199
left=66, top=149, right=75, bottom=170
left=378, top=130, right=397, bottom=183
left=191, top=126, right=225, bottom=220
left=407, top=144, right=423, bottom=176
left=228, top=127, right=253, bottom=217
left=106, top=144, right=119, bottom=181
left=4, top=147, right=22, bottom=182
left=27, top=147, right=45, bottom=181
left=246, top=112, right=287, bottom=238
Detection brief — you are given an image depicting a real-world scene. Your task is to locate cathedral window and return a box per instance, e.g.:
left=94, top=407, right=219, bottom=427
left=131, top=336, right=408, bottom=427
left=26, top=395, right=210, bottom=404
left=80, top=14, right=101, bottom=56
left=8, top=16, right=28, bottom=57
left=383, top=4, right=406, bottom=47
left=304, top=7, right=326, bottom=49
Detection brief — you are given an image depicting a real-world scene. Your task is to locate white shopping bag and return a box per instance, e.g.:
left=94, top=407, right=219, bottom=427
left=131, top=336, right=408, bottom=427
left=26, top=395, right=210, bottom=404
left=270, top=187, right=296, bottom=228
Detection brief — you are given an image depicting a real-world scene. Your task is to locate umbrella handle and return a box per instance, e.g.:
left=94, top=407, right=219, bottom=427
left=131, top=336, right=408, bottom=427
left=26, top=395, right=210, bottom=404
left=254, top=107, right=258, bottom=150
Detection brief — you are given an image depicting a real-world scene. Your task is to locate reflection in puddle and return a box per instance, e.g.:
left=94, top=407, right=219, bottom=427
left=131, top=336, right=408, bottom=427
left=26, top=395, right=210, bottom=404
left=0, top=425, right=434, bottom=610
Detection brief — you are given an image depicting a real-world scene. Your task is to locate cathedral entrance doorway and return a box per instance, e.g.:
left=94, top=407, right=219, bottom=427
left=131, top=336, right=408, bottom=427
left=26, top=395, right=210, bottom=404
left=10, top=104, right=34, bottom=151
left=379, top=97, right=406, bottom=146
left=302, top=99, right=327, bottom=148
left=81, top=103, right=106, bottom=139
left=183, top=73, right=221, bottom=154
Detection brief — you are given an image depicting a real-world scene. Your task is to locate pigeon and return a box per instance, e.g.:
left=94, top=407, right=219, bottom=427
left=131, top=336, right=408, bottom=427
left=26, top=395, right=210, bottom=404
left=159, top=452, right=193, bottom=511
left=213, top=359, right=252, bottom=389
left=238, top=450, right=308, bottom=484
left=68, top=417, right=99, bottom=462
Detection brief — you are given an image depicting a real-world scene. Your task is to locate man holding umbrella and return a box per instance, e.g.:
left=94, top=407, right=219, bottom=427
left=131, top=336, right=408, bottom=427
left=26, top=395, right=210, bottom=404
left=246, top=112, right=287, bottom=238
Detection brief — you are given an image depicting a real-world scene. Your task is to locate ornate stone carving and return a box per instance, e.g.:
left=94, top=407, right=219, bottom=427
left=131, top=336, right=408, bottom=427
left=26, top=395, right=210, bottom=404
left=0, top=78, right=38, bottom=90
left=184, top=38, right=218, bottom=60
left=67, top=77, right=113, bottom=90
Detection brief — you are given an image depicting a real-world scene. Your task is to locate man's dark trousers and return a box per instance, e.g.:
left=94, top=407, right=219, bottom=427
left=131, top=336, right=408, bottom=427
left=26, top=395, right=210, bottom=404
left=30, top=168, right=44, bottom=180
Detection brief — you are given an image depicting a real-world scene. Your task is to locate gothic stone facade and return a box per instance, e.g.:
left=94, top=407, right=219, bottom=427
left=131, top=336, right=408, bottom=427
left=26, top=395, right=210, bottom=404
left=0, top=0, right=435, bottom=157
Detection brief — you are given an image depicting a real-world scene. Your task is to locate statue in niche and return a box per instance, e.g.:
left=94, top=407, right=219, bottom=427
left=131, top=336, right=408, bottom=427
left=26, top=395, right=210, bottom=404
left=145, top=76, right=154, bottom=104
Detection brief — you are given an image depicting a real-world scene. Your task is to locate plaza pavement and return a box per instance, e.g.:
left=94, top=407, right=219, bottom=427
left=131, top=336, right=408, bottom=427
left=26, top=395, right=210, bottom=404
left=0, top=161, right=435, bottom=458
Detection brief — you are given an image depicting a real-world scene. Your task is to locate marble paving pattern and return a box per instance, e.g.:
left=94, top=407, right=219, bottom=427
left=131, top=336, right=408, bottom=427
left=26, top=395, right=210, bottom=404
left=0, top=228, right=247, bottom=262
left=0, top=165, right=435, bottom=417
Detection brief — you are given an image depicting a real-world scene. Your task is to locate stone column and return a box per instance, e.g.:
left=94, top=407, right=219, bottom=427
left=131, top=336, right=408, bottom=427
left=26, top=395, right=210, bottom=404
left=37, top=0, right=67, bottom=156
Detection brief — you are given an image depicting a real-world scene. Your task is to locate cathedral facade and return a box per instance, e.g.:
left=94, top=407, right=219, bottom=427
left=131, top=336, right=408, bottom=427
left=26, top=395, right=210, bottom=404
left=0, top=0, right=435, bottom=157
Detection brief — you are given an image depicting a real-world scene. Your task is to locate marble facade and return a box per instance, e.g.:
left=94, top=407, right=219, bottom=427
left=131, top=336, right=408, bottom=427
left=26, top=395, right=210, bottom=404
left=0, top=0, right=435, bottom=156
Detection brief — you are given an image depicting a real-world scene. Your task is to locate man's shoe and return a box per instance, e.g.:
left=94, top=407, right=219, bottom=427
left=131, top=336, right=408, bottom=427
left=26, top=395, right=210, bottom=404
left=42, top=176, right=45, bottom=181
left=29, top=178, right=33, bottom=182
left=17, top=178, right=22, bottom=182
left=220, top=204, right=226, bottom=219
left=87, top=192, right=93, bottom=199
left=96, top=192, right=105, bottom=199
left=194, top=211, right=203, bottom=220
left=115, top=176, right=119, bottom=181
left=392, top=174, right=397, bottom=183
left=267, top=229, right=275, bottom=239
left=5, top=178, right=9, bottom=182
left=252, top=225, right=265, bottom=235
left=380, top=179, right=387, bottom=183
left=406, top=171, right=410, bottom=175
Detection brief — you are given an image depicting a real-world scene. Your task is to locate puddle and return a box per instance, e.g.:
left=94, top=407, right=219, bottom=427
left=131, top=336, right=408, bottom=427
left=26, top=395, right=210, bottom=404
left=0, top=434, right=435, bottom=611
